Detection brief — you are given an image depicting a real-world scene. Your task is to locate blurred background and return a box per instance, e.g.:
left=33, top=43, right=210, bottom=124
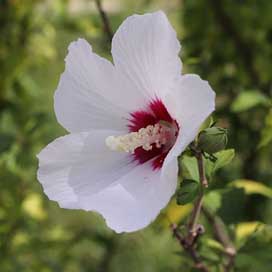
left=0, top=0, right=272, bottom=271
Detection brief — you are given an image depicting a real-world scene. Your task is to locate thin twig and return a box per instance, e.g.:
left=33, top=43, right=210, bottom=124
left=171, top=224, right=209, bottom=272
left=202, top=207, right=236, bottom=272
left=196, top=151, right=208, bottom=188
left=172, top=147, right=210, bottom=271
left=94, top=0, right=113, bottom=42
left=187, top=194, right=204, bottom=245
left=186, top=151, right=207, bottom=245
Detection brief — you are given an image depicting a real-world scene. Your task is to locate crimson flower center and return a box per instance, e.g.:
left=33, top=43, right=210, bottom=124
left=106, top=99, right=179, bottom=170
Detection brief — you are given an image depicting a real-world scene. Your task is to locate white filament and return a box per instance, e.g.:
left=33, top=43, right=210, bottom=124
left=106, top=123, right=171, bottom=153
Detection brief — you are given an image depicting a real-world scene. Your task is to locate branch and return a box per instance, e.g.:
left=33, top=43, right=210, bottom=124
left=94, top=0, right=113, bottom=42
left=172, top=149, right=209, bottom=271
left=196, top=151, right=208, bottom=188
left=202, top=207, right=236, bottom=272
left=171, top=224, right=209, bottom=272
left=186, top=151, right=207, bottom=244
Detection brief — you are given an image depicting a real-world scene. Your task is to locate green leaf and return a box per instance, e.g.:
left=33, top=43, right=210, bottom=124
left=180, top=155, right=199, bottom=181
left=236, top=221, right=265, bottom=241
left=205, top=149, right=235, bottom=178
left=231, top=90, right=270, bottom=112
left=204, top=238, right=225, bottom=252
left=181, top=150, right=235, bottom=182
left=213, top=149, right=235, bottom=172
left=204, top=191, right=222, bottom=213
left=199, top=116, right=214, bottom=131
left=230, top=179, right=272, bottom=198
left=236, top=225, right=272, bottom=272
left=259, top=108, right=272, bottom=148
left=177, top=179, right=199, bottom=205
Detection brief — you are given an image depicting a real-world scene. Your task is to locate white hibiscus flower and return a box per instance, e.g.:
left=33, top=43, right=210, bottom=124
left=37, top=11, right=215, bottom=233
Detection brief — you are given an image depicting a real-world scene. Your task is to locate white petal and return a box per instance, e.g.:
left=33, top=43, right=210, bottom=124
left=37, top=133, right=87, bottom=209
left=68, top=131, right=136, bottom=196
left=80, top=157, right=178, bottom=233
left=38, top=131, right=178, bottom=233
left=164, top=74, right=216, bottom=158
left=55, top=39, right=146, bottom=133
left=37, top=130, right=134, bottom=209
left=111, top=11, right=182, bottom=100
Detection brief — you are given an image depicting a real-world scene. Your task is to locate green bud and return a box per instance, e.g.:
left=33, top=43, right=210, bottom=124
left=197, top=127, right=228, bottom=154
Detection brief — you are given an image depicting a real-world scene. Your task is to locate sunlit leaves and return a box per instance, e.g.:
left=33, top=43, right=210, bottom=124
left=203, top=191, right=222, bottom=213
left=235, top=221, right=264, bottom=241
left=22, top=193, right=47, bottom=221
left=236, top=225, right=272, bottom=272
left=158, top=200, right=192, bottom=227
left=230, top=179, right=272, bottom=198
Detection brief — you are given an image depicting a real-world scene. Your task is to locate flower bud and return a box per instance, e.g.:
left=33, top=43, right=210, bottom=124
left=197, top=127, right=228, bottom=154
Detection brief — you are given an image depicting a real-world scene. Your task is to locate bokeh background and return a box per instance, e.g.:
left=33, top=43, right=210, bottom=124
left=0, top=0, right=272, bottom=271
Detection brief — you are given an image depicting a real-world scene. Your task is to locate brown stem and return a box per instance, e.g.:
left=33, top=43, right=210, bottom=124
left=171, top=148, right=210, bottom=271
left=171, top=224, right=209, bottom=272
left=196, top=151, right=208, bottom=188
left=202, top=207, right=236, bottom=272
left=187, top=151, right=207, bottom=245
left=187, top=194, right=204, bottom=245
left=94, top=0, right=113, bottom=42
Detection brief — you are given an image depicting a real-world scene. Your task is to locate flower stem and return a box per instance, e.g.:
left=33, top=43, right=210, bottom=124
left=171, top=224, right=209, bottom=272
left=202, top=207, right=236, bottom=272
left=196, top=150, right=208, bottom=188
left=172, top=148, right=210, bottom=271
left=186, top=150, right=207, bottom=244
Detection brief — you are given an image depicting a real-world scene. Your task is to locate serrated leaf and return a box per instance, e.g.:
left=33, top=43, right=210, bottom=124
left=231, top=90, right=270, bottom=112
left=230, top=179, right=272, bottom=198
left=177, top=179, right=199, bottom=205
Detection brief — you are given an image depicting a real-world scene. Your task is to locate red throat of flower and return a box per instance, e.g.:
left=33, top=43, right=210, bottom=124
left=128, top=99, right=179, bottom=170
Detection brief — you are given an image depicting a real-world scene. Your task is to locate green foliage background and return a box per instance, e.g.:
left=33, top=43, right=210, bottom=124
left=0, top=0, right=271, bottom=271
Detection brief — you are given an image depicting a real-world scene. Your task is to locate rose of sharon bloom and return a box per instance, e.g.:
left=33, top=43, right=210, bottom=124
left=37, top=11, right=215, bottom=233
